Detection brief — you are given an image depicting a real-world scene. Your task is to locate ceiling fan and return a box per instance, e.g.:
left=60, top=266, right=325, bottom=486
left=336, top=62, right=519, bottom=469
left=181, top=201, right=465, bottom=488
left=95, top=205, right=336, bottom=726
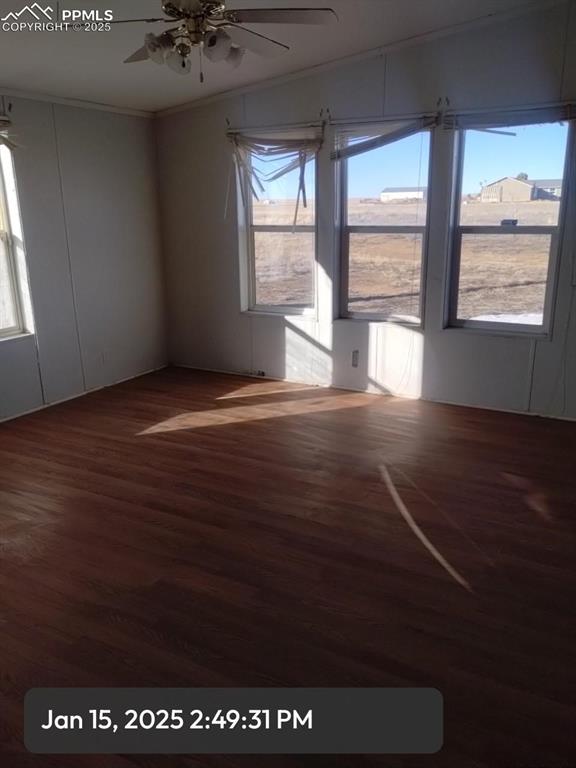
left=115, top=1, right=338, bottom=80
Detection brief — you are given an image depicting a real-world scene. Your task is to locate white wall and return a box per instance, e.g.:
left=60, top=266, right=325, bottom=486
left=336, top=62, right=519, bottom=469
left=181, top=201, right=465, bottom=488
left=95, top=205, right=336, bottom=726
left=157, top=0, right=576, bottom=420
left=0, top=97, right=166, bottom=421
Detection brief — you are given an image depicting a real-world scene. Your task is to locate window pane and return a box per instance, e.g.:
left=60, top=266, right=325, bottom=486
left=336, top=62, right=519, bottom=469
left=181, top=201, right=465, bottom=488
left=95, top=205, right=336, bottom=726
left=347, top=132, right=430, bottom=226
left=0, top=235, right=18, bottom=330
left=253, top=231, right=314, bottom=308
left=252, top=158, right=315, bottom=226
left=348, top=233, right=422, bottom=319
left=459, top=123, right=568, bottom=226
left=456, top=234, right=552, bottom=325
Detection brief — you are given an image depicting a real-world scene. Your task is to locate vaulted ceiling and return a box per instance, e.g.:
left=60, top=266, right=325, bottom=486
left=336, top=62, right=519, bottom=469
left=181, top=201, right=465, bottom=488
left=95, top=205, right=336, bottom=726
left=0, top=0, right=552, bottom=112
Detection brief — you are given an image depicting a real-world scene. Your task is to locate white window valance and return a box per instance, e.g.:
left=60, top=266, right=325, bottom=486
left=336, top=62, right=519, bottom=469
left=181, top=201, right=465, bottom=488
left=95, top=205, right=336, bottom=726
left=227, top=126, right=323, bottom=225
left=331, top=116, right=437, bottom=161
left=0, top=114, right=16, bottom=150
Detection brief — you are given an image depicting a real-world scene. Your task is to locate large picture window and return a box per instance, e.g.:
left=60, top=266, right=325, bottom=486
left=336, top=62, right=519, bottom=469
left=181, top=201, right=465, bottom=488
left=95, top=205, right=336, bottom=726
left=0, top=146, right=23, bottom=337
left=449, top=120, right=571, bottom=331
left=339, top=127, right=431, bottom=322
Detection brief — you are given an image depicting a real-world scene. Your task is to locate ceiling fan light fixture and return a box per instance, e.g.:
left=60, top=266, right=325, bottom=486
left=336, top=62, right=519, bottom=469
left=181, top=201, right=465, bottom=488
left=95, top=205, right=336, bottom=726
left=145, top=32, right=172, bottom=64
left=225, top=45, right=245, bottom=69
left=204, top=29, right=232, bottom=63
left=119, top=2, right=338, bottom=77
left=166, top=49, right=192, bottom=74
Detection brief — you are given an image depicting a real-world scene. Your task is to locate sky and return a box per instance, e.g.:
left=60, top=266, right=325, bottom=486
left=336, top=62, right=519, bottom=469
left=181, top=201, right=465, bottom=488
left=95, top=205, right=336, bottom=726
left=253, top=156, right=315, bottom=204
left=459, top=122, right=568, bottom=195
left=254, top=122, right=568, bottom=201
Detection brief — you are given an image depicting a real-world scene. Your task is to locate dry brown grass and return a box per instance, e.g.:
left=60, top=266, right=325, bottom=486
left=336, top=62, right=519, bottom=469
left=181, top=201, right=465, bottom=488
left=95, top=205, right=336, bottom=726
left=253, top=199, right=560, bottom=319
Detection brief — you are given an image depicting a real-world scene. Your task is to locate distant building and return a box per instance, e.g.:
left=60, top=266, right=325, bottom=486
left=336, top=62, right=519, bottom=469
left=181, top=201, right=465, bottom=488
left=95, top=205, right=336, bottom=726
left=532, top=179, right=563, bottom=198
left=380, top=186, right=427, bottom=202
left=480, top=177, right=562, bottom=202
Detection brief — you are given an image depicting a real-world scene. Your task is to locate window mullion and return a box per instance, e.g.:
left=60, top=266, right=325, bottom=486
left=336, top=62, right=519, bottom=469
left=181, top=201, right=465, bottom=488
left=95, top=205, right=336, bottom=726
left=346, top=225, right=426, bottom=235
left=458, top=225, right=558, bottom=236
left=251, top=225, right=315, bottom=233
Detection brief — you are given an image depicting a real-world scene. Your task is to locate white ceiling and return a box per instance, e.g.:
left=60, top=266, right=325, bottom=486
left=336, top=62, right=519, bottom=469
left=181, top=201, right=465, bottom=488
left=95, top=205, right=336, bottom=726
left=0, top=0, right=549, bottom=113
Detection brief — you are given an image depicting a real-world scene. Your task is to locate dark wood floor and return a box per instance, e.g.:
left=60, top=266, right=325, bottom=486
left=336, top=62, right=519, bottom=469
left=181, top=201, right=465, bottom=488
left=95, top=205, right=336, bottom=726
left=1, top=367, right=576, bottom=768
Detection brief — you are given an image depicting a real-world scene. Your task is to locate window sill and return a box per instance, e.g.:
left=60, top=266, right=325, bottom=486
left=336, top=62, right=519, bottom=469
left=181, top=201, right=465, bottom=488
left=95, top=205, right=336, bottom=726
left=0, top=330, right=34, bottom=344
left=244, top=307, right=317, bottom=319
left=443, top=323, right=550, bottom=340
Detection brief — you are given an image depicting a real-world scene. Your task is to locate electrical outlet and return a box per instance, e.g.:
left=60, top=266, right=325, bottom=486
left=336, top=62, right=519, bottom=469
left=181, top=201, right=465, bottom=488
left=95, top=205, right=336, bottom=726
left=351, top=350, right=359, bottom=368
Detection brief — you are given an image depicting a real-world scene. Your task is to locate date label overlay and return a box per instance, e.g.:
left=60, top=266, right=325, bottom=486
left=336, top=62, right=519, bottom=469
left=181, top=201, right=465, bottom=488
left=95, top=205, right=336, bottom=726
left=25, top=687, right=443, bottom=755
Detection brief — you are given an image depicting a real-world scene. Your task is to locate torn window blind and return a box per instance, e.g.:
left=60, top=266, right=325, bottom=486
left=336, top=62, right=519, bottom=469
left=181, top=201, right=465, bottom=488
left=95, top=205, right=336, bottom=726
left=228, top=126, right=323, bottom=227
left=331, top=116, right=437, bottom=161
left=442, top=104, right=576, bottom=130
left=0, top=115, right=16, bottom=150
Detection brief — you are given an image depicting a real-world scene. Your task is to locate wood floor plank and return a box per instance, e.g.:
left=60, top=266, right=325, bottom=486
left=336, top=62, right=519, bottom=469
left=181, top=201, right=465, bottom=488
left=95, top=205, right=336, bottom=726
left=1, top=367, right=575, bottom=767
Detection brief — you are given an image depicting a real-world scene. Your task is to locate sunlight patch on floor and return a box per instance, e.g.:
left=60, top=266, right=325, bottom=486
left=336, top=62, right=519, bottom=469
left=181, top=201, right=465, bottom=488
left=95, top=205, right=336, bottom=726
left=139, top=395, right=372, bottom=435
left=216, top=383, right=320, bottom=400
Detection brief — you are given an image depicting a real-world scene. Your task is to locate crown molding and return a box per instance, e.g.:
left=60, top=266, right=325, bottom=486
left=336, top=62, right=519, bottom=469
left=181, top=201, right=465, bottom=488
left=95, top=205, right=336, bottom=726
left=0, top=87, right=153, bottom=118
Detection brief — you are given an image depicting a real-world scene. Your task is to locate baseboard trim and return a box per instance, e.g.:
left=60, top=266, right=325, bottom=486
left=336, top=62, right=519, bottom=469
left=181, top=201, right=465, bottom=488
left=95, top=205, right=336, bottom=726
left=5, top=362, right=572, bottom=426
left=0, top=364, right=169, bottom=426
left=423, top=395, right=576, bottom=424
left=170, top=363, right=576, bottom=423
left=172, top=362, right=293, bottom=384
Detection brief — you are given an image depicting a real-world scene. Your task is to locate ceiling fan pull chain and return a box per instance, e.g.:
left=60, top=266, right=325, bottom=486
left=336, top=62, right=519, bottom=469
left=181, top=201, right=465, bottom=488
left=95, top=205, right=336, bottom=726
left=199, top=44, right=205, bottom=84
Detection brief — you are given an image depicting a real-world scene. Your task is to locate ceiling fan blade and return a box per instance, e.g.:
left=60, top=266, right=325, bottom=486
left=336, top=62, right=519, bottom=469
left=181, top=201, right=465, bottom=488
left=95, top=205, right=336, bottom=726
left=222, top=23, right=289, bottom=57
left=111, top=18, right=170, bottom=25
left=223, top=8, right=338, bottom=25
left=124, top=45, right=149, bottom=63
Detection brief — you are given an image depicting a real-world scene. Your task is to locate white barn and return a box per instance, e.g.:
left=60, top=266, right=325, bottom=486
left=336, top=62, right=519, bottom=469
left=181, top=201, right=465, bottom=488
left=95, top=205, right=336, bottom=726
left=380, top=186, right=427, bottom=202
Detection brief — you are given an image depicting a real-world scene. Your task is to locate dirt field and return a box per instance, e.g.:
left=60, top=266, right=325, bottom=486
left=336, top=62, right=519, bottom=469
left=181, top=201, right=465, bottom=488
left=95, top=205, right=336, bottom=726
left=253, top=199, right=560, bottom=320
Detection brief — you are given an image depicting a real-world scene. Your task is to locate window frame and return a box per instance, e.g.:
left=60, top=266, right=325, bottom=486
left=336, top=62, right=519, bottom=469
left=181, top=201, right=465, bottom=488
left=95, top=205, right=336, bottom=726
left=0, top=150, right=24, bottom=339
left=338, top=127, right=433, bottom=325
left=245, top=155, right=318, bottom=317
left=446, top=122, right=573, bottom=336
